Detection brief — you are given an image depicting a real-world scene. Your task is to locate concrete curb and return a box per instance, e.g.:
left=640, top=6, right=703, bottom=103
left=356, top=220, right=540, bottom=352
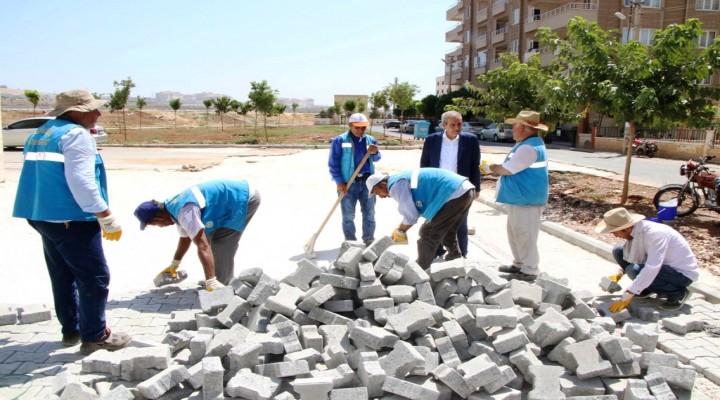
left=476, top=194, right=720, bottom=304
left=100, top=143, right=424, bottom=150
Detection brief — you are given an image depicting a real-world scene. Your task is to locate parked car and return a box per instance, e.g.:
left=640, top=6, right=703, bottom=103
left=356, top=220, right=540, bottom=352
left=2, top=117, right=108, bottom=149
left=400, top=120, right=420, bottom=134
left=383, top=119, right=400, bottom=129
left=479, top=123, right=513, bottom=142
left=461, top=122, right=488, bottom=135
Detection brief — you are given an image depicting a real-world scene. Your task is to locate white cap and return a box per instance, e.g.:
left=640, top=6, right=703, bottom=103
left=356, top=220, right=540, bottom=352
left=348, top=113, right=369, bottom=127
left=366, top=172, right=387, bottom=198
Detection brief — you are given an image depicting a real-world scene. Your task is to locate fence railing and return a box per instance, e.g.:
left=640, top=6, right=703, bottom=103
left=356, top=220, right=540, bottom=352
left=596, top=126, right=720, bottom=144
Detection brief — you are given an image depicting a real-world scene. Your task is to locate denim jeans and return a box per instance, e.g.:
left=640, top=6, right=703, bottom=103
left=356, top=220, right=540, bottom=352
left=28, top=220, right=109, bottom=342
left=339, top=177, right=376, bottom=243
left=612, top=245, right=692, bottom=297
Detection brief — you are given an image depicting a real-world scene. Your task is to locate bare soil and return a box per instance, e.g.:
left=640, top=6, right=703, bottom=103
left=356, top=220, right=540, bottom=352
left=482, top=172, right=720, bottom=273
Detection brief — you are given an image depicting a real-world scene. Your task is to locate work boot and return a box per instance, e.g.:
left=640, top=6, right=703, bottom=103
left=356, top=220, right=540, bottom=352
left=498, top=265, right=521, bottom=274
left=660, top=289, right=690, bottom=311
left=61, top=332, right=81, bottom=347
left=80, top=328, right=131, bottom=355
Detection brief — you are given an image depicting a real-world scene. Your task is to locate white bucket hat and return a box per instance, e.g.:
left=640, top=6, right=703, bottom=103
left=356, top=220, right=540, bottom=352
left=595, top=207, right=645, bottom=234
left=47, top=89, right=107, bottom=117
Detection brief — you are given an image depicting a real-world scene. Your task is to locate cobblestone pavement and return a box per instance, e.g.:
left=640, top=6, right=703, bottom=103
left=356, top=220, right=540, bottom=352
left=1, top=147, right=719, bottom=399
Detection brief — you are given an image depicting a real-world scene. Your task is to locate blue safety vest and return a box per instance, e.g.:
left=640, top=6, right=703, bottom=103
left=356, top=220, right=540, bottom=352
left=389, top=168, right=465, bottom=220
left=164, top=180, right=249, bottom=234
left=340, top=131, right=375, bottom=181
left=13, top=119, right=107, bottom=221
left=496, top=136, right=549, bottom=205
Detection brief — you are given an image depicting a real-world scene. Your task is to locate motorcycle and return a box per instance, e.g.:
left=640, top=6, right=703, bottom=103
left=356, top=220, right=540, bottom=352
left=632, top=138, right=658, bottom=158
left=653, top=155, right=720, bottom=217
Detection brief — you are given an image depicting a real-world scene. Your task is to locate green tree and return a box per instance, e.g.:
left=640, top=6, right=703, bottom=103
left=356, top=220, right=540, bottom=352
left=202, top=99, right=213, bottom=127
left=357, top=99, right=366, bottom=114
left=418, top=95, right=439, bottom=120
left=386, top=78, right=419, bottom=138
left=136, top=96, right=147, bottom=129
left=211, top=96, right=233, bottom=131
left=239, top=101, right=253, bottom=131
left=169, top=98, right=182, bottom=129
left=107, top=77, right=135, bottom=140
left=247, top=80, right=278, bottom=142
left=291, top=102, right=299, bottom=126
left=539, top=17, right=720, bottom=203
left=333, top=101, right=342, bottom=124
left=343, top=99, right=357, bottom=119
left=273, top=104, right=287, bottom=126
left=24, top=90, right=40, bottom=116
left=230, top=100, right=242, bottom=128
left=370, top=90, right=390, bottom=137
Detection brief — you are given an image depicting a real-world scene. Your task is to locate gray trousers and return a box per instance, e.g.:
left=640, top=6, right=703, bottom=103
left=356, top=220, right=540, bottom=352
left=416, top=190, right=474, bottom=270
left=207, top=191, right=261, bottom=284
left=506, top=204, right=544, bottom=276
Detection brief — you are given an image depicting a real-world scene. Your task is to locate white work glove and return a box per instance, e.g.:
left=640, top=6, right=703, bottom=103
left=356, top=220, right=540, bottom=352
left=479, top=160, right=493, bottom=175
left=98, top=215, right=122, bottom=241
left=205, top=277, right=225, bottom=292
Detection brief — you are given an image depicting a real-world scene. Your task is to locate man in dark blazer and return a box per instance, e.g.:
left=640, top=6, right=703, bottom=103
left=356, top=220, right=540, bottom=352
left=420, top=110, right=481, bottom=257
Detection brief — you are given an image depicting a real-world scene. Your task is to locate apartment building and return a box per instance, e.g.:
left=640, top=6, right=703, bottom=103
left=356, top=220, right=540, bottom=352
left=441, top=0, right=720, bottom=95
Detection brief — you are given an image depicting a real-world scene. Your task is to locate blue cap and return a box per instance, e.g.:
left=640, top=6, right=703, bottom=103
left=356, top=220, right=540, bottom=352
left=134, top=200, right=161, bottom=230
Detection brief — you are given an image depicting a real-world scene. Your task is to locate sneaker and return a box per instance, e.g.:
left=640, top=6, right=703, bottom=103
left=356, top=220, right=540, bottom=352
left=498, top=265, right=522, bottom=274
left=635, top=289, right=654, bottom=299
left=660, top=289, right=690, bottom=311
left=61, top=332, right=81, bottom=347
left=80, top=328, right=131, bottom=355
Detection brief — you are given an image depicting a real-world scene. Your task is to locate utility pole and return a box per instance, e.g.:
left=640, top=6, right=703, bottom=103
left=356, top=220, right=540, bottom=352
left=440, top=57, right=452, bottom=94
left=630, top=0, right=642, bottom=42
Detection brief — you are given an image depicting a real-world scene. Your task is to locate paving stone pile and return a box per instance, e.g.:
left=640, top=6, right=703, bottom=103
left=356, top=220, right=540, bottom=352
left=44, top=237, right=698, bottom=399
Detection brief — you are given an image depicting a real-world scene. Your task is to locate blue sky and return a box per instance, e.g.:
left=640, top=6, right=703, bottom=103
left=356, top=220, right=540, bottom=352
left=1, top=1, right=455, bottom=106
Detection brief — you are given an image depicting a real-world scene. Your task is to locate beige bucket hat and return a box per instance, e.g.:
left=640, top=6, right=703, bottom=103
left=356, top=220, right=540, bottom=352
left=595, top=207, right=645, bottom=234
left=47, top=89, right=107, bottom=117
left=505, top=110, right=549, bottom=131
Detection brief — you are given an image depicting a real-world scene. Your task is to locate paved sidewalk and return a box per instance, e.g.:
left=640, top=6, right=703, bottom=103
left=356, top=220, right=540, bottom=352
left=1, top=147, right=719, bottom=398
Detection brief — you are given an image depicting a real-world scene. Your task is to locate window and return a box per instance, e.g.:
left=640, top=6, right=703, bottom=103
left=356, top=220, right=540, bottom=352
left=527, top=40, right=539, bottom=51
left=476, top=51, right=487, bottom=67
left=510, top=40, right=519, bottom=53
left=700, top=76, right=711, bottom=85
left=464, top=30, right=471, bottom=43
left=696, top=0, right=719, bottom=10
left=698, top=31, right=717, bottom=48
left=625, top=0, right=660, bottom=7
left=513, top=8, right=520, bottom=24
left=639, top=29, right=656, bottom=45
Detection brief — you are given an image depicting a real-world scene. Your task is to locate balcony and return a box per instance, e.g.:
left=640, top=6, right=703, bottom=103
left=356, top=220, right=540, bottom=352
left=491, top=26, right=509, bottom=44
left=488, top=57, right=504, bottom=71
left=492, top=0, right=509, bottom=16
left=477, top=7, right=488, bottom=23
left=446, top=0, right=463, bottom=21
left=476, top=33, right=487, bottom=49
left=446, top=22, right=463, bottom=43
left=525, top=1, right=599, bottom=33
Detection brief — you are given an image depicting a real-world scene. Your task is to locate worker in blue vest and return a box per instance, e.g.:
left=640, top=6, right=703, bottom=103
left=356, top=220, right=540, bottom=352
left=13, top=89, right=131, bottom=355
left=328, top=113, right=381, bottom=246
left=134, top=180, right=261, bottom=290
left=367, top=168, right=475, bottom=270
left=481, top=110, right=549, bottom=281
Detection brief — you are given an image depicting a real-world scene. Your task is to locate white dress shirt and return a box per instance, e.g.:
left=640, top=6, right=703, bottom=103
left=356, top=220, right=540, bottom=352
left=439, top=132, right=459, bottom=173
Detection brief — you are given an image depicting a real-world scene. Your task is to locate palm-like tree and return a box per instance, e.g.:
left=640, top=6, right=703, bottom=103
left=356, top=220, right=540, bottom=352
left=169, top=99, right=182, bottom=129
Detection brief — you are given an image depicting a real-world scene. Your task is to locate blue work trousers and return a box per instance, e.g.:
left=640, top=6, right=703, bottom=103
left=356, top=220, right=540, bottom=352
left=28, top=220, right=109, bottom=342
left=339, top=177, right=376, bottom=244
left=612, top=245, right=692, bottom=297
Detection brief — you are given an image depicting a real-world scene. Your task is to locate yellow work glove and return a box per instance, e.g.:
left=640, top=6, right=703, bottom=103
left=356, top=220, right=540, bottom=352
left=479, top=160, right=493, bottom=175
left=609, top=292, right=634, bottom=313
left=98, top=215, right=122, bottom=241
left=608, top=271, right=624, bottom=283
left=391, top=227, right=408, bottom=245
left=205, top=277, right=225, bottom=292
left=159, top=260, right=181, bottom=278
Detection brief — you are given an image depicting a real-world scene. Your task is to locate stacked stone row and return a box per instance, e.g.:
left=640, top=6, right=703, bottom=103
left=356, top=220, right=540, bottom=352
left=53, top=236, right=696, bottom=399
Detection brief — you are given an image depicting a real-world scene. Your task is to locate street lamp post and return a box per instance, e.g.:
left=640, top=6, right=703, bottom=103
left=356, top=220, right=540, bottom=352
left=440, top=57, right=452, bottom=94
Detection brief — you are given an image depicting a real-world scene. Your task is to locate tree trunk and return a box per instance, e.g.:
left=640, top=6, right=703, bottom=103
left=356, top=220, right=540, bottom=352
left=264, top=115, right=269, bottom=143
left=620, top=121, right=636, bottom=204
left=122, top=109, right=127, bottom=141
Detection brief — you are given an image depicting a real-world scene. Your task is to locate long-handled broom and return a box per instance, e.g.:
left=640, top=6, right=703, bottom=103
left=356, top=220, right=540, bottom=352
left=304, top=151, right=372, bottom=259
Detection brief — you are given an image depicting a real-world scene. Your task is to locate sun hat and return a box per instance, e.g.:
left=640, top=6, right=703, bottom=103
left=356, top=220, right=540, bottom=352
left=348, top=113, right=370, bottom=127
left=505, top=110, right=549, bottom=131
left=366, top=172, right=388, bottom=198
left=594, top=207, right=645, bottom=234
left=47, top=89, right=107, bottom=117
left=134, top=200, right=162, bottom=230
